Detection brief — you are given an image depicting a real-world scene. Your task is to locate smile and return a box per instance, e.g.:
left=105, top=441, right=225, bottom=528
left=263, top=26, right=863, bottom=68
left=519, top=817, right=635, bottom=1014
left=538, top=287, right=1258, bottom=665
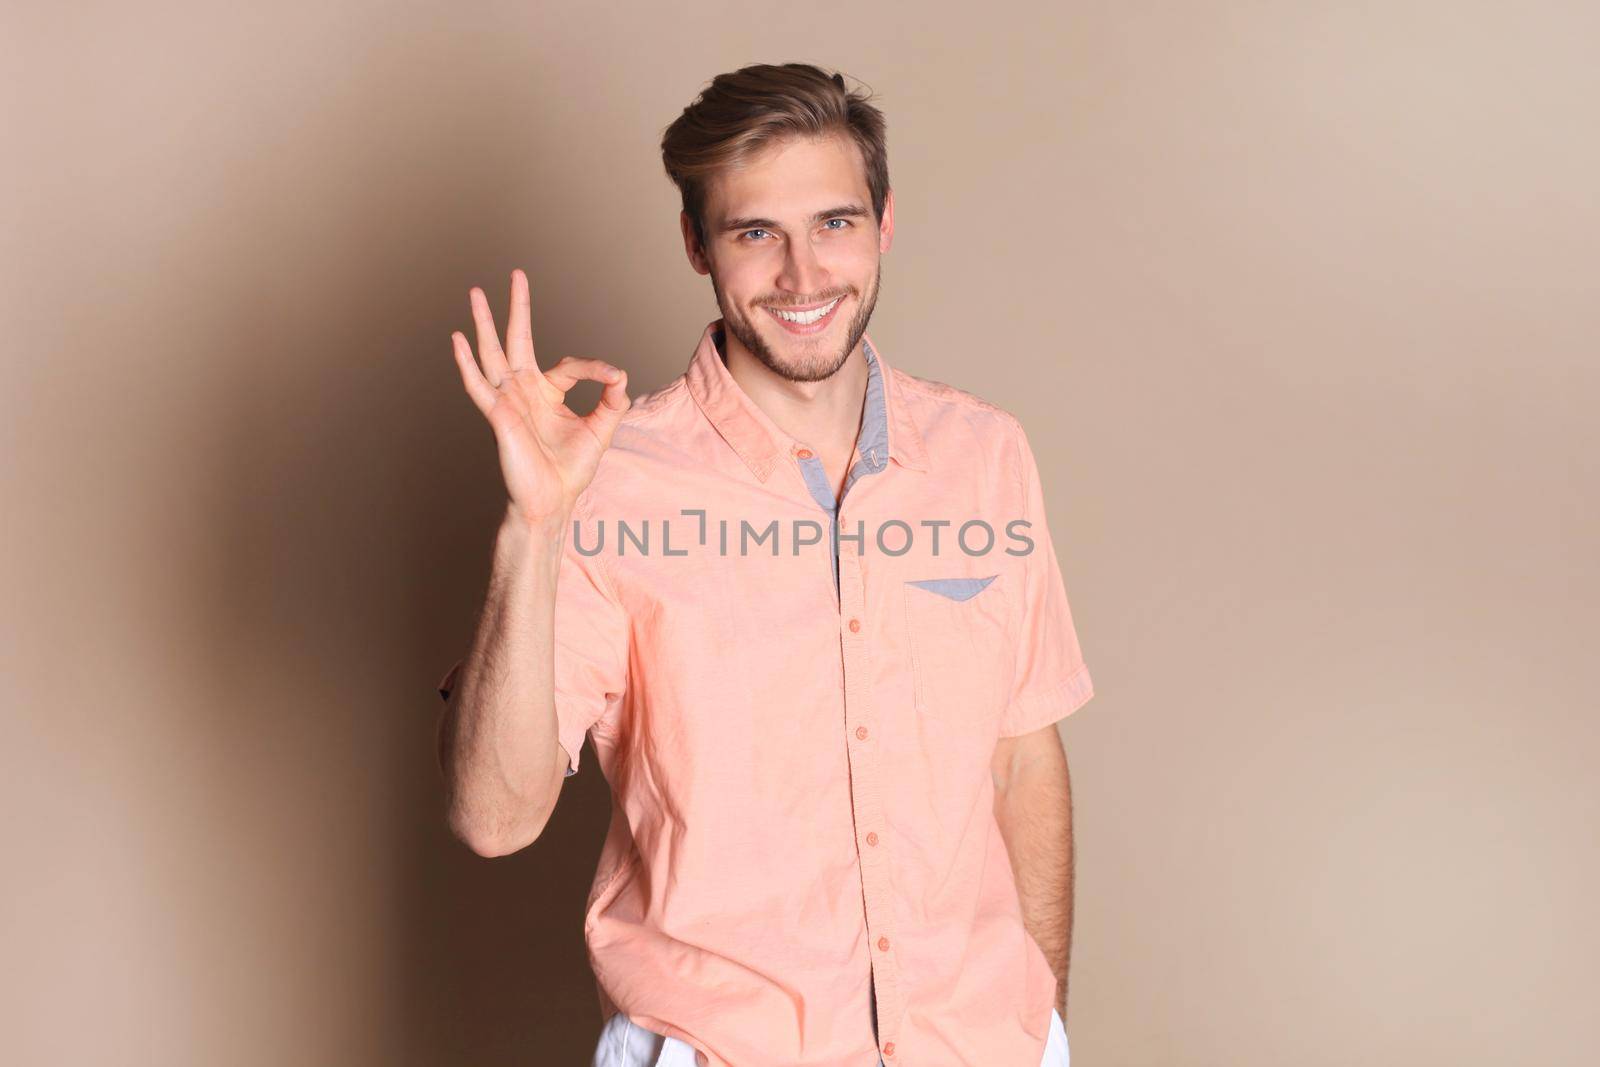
left=764, top=296, right=844, bottom=333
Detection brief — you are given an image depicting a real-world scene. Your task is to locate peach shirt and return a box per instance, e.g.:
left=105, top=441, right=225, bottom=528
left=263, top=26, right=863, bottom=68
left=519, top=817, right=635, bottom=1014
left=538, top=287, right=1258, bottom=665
left=438, top=319, right=1095, bottom=1065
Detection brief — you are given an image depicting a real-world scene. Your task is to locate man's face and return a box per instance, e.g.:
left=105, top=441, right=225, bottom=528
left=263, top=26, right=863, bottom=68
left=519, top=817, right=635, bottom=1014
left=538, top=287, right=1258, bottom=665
left=684, top=133, right=894, bottom=383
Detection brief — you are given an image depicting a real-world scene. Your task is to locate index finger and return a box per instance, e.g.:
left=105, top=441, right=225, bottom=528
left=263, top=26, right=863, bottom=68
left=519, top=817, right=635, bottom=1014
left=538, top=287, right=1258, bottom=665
left=542, top=356, right=624, bottom=393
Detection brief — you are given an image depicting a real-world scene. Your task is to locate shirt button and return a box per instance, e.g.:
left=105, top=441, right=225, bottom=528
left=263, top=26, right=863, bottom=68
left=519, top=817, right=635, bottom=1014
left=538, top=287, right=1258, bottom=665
left=855, top=725, right=868, bottom=740
left=877, top=935, right=890, bottom=951
left=848, top=617, right=861, bottom=632
left=866, top=831, right=878, bottom=846
left=795, top=447, right=814, bottom=459
left=883, top=1042, right=896, bottom=1057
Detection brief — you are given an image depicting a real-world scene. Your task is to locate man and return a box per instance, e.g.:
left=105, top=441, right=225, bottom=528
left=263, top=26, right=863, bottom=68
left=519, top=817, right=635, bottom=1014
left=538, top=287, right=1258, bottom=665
left=436, top=63, right=1093, bottom=1067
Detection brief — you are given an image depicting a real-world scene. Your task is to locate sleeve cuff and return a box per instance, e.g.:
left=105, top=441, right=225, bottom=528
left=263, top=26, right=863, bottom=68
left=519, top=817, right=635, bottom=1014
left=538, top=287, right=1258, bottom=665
left=436, top=659, right=463, bottom=702
left=557, top=743, right=579, bottom=778
left=998, top=663, right=1094, bottom=737
left=555, top=699, right=586, bottom=778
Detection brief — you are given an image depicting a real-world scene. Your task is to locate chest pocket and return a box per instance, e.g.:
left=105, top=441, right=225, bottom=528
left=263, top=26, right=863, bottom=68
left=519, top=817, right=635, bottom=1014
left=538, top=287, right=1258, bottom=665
left=903, top=574, right=1012, bottom=726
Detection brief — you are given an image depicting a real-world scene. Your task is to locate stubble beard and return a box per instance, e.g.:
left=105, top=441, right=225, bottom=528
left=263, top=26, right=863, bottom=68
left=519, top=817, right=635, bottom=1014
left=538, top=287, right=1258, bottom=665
left=711, top=260, right=882, bottom=384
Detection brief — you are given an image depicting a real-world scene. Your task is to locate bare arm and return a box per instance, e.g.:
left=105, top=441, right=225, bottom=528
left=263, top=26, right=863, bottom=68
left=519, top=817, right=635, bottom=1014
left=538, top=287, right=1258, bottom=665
left=438, top=269, right=629, bottom=858
left=992, top=723, right=1074, bottom=1020
left=438, top=508, right=567, bottom=856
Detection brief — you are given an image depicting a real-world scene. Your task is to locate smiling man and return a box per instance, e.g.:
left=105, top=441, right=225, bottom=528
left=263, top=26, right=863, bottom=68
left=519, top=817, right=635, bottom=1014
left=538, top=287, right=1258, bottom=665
left=436, top=63, right=1094, bottom=1066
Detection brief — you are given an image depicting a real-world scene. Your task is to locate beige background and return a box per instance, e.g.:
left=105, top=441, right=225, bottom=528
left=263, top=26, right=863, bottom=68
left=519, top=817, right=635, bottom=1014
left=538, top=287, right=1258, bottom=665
left=4, top=2, right=1596, bottom=1064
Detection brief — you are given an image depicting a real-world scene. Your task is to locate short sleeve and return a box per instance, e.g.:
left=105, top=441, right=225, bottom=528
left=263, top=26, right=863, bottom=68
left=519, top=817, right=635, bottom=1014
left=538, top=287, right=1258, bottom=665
left=548, top=522, right=631, bottom=775
left=998, top=421, right=1095, bottom=737
left=435, top=508, right=630, bottom=778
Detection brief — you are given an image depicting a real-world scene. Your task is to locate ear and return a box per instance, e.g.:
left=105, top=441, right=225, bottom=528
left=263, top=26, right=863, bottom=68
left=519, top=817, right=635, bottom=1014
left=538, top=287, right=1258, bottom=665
left=879, top=188, right=895, bottom=254
left=681, top=210, right=711, bottom=276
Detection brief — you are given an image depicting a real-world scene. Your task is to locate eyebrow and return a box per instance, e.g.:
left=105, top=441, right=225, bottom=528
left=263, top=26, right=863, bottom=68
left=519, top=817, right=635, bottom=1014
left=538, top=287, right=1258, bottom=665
left=718, top=204, right=872, bottom=235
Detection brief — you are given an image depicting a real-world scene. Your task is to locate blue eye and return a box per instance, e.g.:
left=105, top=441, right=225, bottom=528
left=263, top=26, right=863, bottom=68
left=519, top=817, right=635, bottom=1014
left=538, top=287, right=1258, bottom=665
left=741, top=219, right=850, bottom=242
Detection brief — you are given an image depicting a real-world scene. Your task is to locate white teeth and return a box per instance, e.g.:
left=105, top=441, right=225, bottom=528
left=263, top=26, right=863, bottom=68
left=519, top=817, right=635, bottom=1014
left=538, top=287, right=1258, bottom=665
left=771, top=297, right=841, bottom=325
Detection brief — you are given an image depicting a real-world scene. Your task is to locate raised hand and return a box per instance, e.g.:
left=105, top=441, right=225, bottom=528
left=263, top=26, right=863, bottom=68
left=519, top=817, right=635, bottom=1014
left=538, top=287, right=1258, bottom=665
left=450, top=269, right=630, bottom=526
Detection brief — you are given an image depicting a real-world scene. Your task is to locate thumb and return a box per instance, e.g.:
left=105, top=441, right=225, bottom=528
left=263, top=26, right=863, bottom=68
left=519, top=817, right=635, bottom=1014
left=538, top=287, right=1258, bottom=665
left=582, top=371, right=631, bottom=449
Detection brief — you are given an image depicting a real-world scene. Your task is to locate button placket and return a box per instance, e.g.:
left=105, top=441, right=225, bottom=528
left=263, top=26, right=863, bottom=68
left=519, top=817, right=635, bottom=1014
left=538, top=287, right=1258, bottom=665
left=839, top=540, right=901, bottom=1054
left=791, top=443, right=842, bottom=607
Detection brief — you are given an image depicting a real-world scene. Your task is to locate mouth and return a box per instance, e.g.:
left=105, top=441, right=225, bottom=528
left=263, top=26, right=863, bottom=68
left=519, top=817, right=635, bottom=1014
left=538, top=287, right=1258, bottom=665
left=762, top=295, right=845, bottom=335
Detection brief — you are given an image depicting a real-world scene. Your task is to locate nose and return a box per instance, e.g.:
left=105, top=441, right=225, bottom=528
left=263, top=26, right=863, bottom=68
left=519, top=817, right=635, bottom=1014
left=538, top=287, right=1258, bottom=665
left=775, top=235, right=828, bottom=300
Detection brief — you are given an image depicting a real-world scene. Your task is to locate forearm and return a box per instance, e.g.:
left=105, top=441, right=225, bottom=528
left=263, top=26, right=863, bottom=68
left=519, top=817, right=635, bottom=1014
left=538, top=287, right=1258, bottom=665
left=994, top=744, right=1074, bottom=1017
left=439, top=506, right=567, bottom=856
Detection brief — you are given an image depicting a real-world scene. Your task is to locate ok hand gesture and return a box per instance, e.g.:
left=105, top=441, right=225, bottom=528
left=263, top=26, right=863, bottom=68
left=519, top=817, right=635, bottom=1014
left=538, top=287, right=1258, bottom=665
left=451, top=269, right=631, bottom=527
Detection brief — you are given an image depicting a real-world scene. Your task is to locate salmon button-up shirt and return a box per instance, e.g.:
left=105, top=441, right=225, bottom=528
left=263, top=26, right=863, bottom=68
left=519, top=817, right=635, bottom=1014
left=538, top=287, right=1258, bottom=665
left=438, top=319, right=1096, bottom=1066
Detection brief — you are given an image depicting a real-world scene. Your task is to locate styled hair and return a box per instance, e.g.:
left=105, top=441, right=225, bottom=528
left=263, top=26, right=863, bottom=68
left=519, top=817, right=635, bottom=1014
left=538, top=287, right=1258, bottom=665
left=660, top=63, right=889, bottom=252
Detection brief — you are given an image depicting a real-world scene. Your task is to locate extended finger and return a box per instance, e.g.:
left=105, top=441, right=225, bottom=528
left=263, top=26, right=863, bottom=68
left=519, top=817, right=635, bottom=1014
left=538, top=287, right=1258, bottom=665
left=468, top=286, right=512, bottom=386
left=451, top=330, right=500, bottom=414
left=504, top=269, right=535, bottom=372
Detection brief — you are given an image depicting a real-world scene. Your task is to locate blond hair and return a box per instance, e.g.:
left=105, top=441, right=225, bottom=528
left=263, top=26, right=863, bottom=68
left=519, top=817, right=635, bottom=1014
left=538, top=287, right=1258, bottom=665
left=660, top=62, right=890, bottom=251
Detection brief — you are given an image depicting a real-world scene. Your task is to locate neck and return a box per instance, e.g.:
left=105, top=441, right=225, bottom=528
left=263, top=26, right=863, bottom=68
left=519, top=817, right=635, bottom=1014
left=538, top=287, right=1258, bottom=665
left=717, top=325, right=869, bottom=458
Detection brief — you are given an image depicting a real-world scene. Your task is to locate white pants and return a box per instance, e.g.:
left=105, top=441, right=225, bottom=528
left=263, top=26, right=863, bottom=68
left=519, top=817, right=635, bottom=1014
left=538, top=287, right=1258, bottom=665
left=593, top=1007, right=1071, bottom=1066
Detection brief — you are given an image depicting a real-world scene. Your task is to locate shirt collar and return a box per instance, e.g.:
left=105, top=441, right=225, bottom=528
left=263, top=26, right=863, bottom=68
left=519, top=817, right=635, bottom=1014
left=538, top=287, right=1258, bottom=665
left=684, top=318, right=931, bottom=483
